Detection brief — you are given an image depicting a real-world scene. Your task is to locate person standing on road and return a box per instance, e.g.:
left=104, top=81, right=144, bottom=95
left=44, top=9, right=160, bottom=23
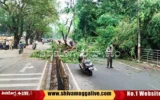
left=9, top=39, right=13, bottom=50
left=3, top=39, right=6, bottom=50
left=6, top=40, right=9, bottom=50
left=106, top=44, right=114, bottom=68
left=0, top=40, right=2, bottom=49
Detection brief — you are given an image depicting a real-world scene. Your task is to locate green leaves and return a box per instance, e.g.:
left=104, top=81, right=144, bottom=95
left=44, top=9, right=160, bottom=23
left=0, top=0, right=58, bottom=40
left=72, top=0, right=160, bottom=59
left=146, top=12, right=160, bottom=44
left=97, top=14, right=119, bottom=26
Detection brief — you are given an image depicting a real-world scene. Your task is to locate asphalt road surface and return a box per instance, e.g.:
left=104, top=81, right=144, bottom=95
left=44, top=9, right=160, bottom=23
left=0, top=43, right=50, bottom=90
left=67, top=60, right=160, bottom=90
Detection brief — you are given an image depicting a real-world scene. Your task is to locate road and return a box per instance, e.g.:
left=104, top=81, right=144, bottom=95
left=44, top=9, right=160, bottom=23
left=67, top=59, right=160, bottom=90
left=0, top=43, right=50, bottom=90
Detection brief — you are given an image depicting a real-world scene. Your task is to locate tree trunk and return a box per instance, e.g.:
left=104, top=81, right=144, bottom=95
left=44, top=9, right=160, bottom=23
left=25, top=36, right=29, bottom=46
left=85, top=24, right=87, bottom=41
left=30, top=33, right=34, bottom=45
left=20, top=18, right=24, bottom=38
left=26, top=30, right=30, bottom=45
left=14, top=32, right=20, bottom=49
left=39, top=32, right=43, bottom=41
left=36, top=32, right=39, bottom=40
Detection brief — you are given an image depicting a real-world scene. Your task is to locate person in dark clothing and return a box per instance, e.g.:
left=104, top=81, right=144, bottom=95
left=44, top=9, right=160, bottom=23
left=3, top=39, right=6, bottom=50
left=106, top=44, right=114, bottom=68
left=0, top=41, right=2, bottom=49
left=6, top=40, right=9, bottom=50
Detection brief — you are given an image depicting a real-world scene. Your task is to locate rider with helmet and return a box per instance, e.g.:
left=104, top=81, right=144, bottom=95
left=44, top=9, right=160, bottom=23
left=19, top=37, right=25, bottom=49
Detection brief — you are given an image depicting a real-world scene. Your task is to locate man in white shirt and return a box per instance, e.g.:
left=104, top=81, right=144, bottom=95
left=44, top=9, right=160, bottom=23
left=9, top=39, right=13, bottom=50
left=78, top=50, right=86, bottom=69
left=79, top=50, right=84, bottom=63
left=106, top=44, right=114, bottom=68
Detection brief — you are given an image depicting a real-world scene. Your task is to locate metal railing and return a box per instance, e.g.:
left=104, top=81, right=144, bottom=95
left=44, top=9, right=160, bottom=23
left=141, top=49, right=160, bottom=66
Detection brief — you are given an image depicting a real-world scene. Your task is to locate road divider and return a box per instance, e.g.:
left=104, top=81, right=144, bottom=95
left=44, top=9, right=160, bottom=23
left=50, top=51, right=69, bottom=90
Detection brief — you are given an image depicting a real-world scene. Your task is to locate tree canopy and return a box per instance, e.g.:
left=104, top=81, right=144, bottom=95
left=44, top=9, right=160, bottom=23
left=0, top=0, right=58, bottom=46
left=71, top=0, right=160, bottom=59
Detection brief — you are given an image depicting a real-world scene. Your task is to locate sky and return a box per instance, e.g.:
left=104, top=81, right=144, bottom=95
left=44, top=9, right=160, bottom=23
left=51, top=0, right=75, bottom=38
left=57, top=0, right=75, bottom=23
left=57, top=0, right=69, bottom=8
left=51, top=0, right=97, bottom=38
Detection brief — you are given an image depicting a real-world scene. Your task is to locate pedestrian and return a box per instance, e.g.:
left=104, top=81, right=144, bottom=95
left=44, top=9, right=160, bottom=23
left=0, top=40, right=2, bottom=49
left=6, top=40, right=9, bottom=50
left=106, top=44, right=114, bottom=68
left=9, top=39, right=12, bottom=50
left=3, top=39, right=6, bottom=50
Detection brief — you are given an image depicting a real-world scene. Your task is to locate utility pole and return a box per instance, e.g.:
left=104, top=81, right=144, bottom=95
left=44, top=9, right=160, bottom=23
left=137, top=0, right=141, bottom=62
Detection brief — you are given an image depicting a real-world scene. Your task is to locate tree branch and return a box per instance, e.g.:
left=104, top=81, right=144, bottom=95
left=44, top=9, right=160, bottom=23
left=90, top=29, right=99, bottom=35
left=64, top=0, right=76, bottom=40
left=65, top=18, right=69, bottom=25
left=61, top=31, right=65, bottom=41
left=0, top=0, right=9, bottom=11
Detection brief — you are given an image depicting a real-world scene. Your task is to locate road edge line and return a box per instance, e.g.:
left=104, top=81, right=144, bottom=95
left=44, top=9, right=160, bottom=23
left=117, top=61, right=141, bottom=71
left=148, top=84, right=158, bottom=90
left=65, top=63, right=80, bottom=90
left=37, top=60, right=48, bottom=90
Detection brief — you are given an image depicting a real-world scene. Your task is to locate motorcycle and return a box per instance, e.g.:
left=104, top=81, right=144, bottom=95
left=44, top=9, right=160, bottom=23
left=79, top=59, right=94, bottom=76
left=24, top=44, right=26, bottom=48
left=19, top=45, right=23, bottom=54
left=32, top=41, right=38, bottom=50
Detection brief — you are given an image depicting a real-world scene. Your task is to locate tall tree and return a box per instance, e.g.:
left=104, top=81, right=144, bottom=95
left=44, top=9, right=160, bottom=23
left=0, top=0, right=58, bottom=47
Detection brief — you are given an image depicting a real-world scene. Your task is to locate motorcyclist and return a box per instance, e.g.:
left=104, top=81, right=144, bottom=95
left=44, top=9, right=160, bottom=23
left=78, top=50, right=86, bottom=68
left=19, top=37, right=25, bottom=49
left=33, top=40, right=38, bottom=44
left=32, top=40, right=38, bottom=48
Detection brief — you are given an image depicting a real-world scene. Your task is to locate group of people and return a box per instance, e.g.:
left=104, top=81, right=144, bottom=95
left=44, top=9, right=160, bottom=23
left=0, top=39, right=13, bottom=50
left=0, top=37, right=27, bottom=50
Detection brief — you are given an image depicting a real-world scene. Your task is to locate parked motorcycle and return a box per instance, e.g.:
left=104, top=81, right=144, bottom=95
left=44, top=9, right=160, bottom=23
left=79, top=58, right=94, bottom=76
